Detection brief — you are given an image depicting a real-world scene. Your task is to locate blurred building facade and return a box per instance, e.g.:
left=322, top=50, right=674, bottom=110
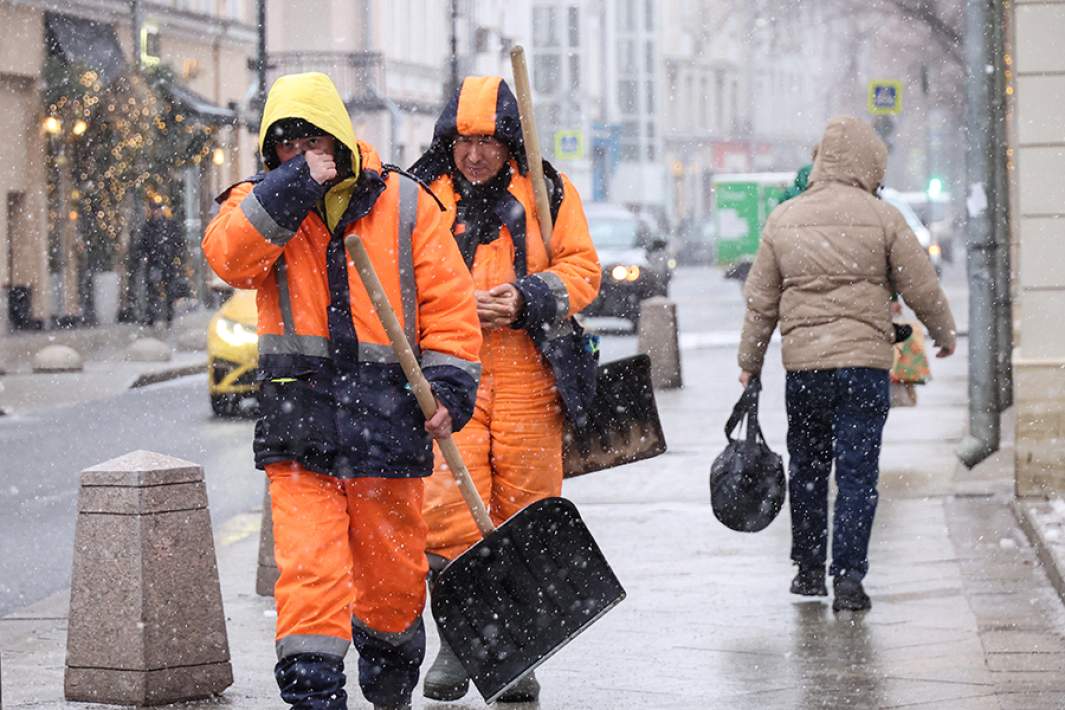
left=1011, top=0, right=1065, bottom=495
left=0, top=0, right=256, bottom=333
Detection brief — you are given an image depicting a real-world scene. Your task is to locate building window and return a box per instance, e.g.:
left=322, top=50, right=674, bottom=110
left=534, top=54, right=561, bottom=95
left=568, top=6, right=579, bottom=47
left=533, top=6, right=560, bottom=48
left=645, top=40, right=654, bottom=74
left=700, top=76, right=708, bottom=127
left=618, top=39, right=637, bottom=75
left=569, top=53, right=580, bottom=91
left=619, top=0, right=636, bottom=31
left=645, top=78, right=654, bottom=114
left=618, top=79, right=638, bottom=113
left=645, top=0, right=654, bottom=31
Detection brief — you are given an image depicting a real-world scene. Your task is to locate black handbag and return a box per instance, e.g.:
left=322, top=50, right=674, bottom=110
left=709, top=377, right=786, bottom=532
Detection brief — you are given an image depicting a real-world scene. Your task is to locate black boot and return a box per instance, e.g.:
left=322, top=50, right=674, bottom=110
left=790, top=566, right=828, bottom=597
left=274, top=653, right=347, bottom=709
left=832, top=575, right=871, bottom=612
left=497, top=671, right=540, bottom=703
left=423, top=554, right=470, bottom=701
left=422, top=624, right=470, bottom=701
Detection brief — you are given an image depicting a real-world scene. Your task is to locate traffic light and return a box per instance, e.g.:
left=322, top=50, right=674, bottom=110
left=927, top=177, right=943, bottom=199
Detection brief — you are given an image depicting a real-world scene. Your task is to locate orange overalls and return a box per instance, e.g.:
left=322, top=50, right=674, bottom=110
left=203, top=72, right=481, bottom=707
left=412, top=76, right=601, bottom=561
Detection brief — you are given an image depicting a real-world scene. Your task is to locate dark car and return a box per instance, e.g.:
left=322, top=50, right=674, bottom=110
left=582, top=203, right=673, bottom=327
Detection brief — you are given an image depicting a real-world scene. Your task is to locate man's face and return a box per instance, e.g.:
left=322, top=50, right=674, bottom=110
left=275, top=134, right=336, bottom=165
left=452, top=135, right=509, bottom=185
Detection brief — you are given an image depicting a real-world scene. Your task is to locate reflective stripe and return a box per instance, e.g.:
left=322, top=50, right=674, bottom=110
left=275, top=255, right=295, bottom=335
left=240, top=191, right=296, bottom=246
left=359, top=342, right=398, bottom=363
left=260, top=333, right=331, bottom=358
left=352, top=614, right=423, bottom=647
left=535, top=271, right=570, bottom=320
left=421, top=349, right=481, bottom=384
left=398, top=177, right=419, bottom=355
left=276, top=634, right=350, bottom=660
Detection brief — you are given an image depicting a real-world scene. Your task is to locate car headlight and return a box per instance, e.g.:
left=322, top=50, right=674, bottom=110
left=928, top=243, right=942, bottom=258
left=625, top=265, right=640, bottom=281
left=214, top=317, right=258, bottom=347
left=667, top=258, right=677, bottom=269
left=611, top=265, right=628, bottom=281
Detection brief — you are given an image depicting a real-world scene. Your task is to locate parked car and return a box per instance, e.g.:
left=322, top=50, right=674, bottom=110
left=674, top=218, right=716, bottom=265
left=582, top=203, right=673, bottom=327
left=881, top=188, right=943, bottom=274
left=206, top=289, right=259, bottom=416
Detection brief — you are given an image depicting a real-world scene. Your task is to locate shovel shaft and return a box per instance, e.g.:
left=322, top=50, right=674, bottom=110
left=510, top=46, right=554, bottom=259
left=343, top=234, right=495, bottom=536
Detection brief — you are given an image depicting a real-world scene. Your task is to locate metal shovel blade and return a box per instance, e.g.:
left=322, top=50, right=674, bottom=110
left=563, top=354, right=667, bottom=478
left=430, top=497, right=626, bottom=703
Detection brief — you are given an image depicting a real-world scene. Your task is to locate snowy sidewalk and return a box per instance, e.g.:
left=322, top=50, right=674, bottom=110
left=4, top=295, right=1065, bottom=707
left=0, top=312, right=209, bottom=416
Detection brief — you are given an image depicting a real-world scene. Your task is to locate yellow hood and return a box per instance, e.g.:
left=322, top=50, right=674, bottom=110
left=259, top=72, right=361, bottom=175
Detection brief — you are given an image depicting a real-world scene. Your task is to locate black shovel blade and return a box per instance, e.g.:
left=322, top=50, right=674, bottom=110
left=430, top=497, right=625, bottom=703
left=563, top=354, right=667, bottom=478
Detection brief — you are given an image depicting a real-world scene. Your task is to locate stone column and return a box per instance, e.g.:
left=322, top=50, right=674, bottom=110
left=637, top=297, right=683, bottom=389
left=1012, top=0, right=1065, bottom=495
left=64, top=450, right=233, bottom=705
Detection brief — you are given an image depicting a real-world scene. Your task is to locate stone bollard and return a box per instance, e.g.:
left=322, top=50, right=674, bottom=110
left=64, top=450, right=233, bottom=705
left=32, top=344, right=83, bottom=373
left=637, top=297, right=683, bottom=389
left=256, top=482, right=279, bottom=596
left=126, top=337, right=173, bottom=363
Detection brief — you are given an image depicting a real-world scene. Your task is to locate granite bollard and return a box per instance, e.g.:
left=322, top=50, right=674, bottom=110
left=637, top=296, right=683, bottom=389
left=64, top=450, right=233, bottom=705
left=256, top=482, right=279, bottom=597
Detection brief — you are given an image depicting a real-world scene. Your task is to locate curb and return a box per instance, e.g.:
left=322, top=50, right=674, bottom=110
left=1011, top=499, right=1065, bottom=608
left=129, top=362, right=207, bottom=389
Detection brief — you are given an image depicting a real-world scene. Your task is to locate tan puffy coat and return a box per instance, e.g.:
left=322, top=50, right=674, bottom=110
left=738, top=116, right=956, bottom=374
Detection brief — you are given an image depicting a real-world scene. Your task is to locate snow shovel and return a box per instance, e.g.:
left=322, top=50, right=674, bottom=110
left=343, top=233, right=626, bottom=704
left=563, top=353, right=667, bottom=478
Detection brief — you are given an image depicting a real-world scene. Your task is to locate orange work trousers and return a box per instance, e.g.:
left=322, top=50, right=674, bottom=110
left=266, top=462, right=428, bottom=658
left=423, top=327, right=564, bottom=561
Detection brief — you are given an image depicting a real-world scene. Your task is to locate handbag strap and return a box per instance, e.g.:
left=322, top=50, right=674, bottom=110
left=724, top=377, right=766, bottom=445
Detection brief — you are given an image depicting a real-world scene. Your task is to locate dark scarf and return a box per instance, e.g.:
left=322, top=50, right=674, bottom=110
left=452, top=168, right=513, bottom=269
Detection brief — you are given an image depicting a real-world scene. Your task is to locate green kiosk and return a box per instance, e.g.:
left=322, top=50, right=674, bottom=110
left=712, top=172, right=794, bottom=267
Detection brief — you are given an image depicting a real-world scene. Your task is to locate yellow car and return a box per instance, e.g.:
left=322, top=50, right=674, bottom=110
left=207, top=289, right=259, bottom=416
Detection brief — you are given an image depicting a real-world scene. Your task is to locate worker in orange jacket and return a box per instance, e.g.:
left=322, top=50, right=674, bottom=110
left=409, top=75, right=601, bottom=703
left=203, top=72, right=481, bottom=710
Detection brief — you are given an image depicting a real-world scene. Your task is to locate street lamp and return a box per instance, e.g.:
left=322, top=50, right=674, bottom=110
left=43, top=116, right=63, bottom=135
left=72, top=119, right=88, bottom=137
left=211, top=146, right=225, bottom=166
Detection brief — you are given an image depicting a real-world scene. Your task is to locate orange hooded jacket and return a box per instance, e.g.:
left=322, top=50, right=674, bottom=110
left=203, top=72, right=482, bottom=478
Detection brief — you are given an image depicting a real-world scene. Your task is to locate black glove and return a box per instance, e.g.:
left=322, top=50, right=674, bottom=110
left=893, top=323, right=913, bottom=344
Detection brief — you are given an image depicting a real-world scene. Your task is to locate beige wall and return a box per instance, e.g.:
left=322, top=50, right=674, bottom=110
left=0, top=3, right=47, bottom=328
left=1012, top=0, right=1065, bottom=495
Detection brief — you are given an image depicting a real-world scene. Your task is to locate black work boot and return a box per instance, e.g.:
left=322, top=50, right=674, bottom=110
left=790, top=566, right=828, bottom=597
left=832, top=575, right=871, bottom=612
left=497, top=671, right=540, bottom=703
left=422, top=627, right=470, bottom=701
left=423, top=554, right=470, bottom=701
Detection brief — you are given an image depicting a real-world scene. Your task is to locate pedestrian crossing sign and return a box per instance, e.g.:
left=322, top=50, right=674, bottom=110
left=554, top=130, right=584, bottom=161
left=868, top=80, right=903, bottom=115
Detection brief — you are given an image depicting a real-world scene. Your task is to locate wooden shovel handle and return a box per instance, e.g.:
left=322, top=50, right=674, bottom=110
left=510, top=46, right=555, bottom=261
left=343, top=234, right=495, bottom=536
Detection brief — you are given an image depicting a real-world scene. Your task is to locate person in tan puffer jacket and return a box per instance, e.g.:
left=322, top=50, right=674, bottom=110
left=737, top=115, right=956, bottom=613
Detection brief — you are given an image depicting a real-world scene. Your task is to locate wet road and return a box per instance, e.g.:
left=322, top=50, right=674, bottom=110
left=0, top=378, right=258, bottom=615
